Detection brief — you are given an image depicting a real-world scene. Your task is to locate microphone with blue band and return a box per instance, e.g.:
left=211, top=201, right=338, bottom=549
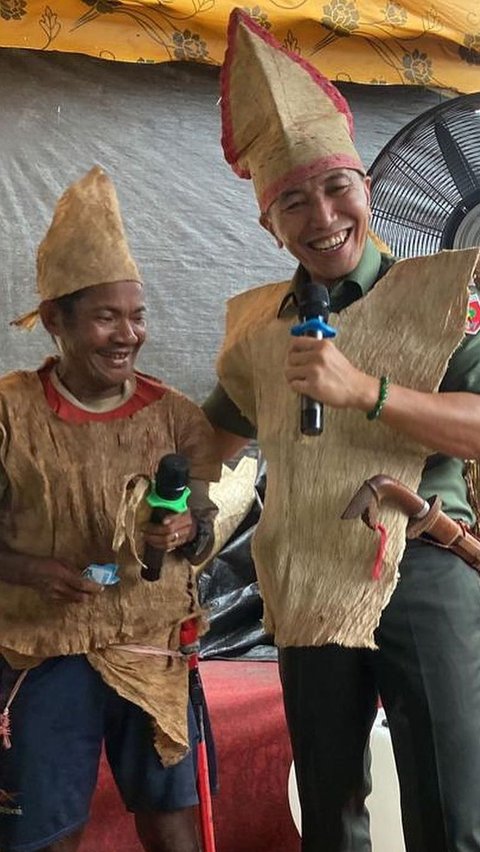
left=291, top=280, right=337, bottom=436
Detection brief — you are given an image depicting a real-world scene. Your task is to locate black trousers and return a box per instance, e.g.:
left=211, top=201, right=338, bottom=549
left=279, top=540, right=480, bottom=852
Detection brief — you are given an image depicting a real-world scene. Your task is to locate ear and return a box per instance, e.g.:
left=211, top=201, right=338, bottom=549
left=363, top=175, right=372, bottom=208
left=259, top=212, right=283, bottom=249
left=39, top=300, right=63, bottom=337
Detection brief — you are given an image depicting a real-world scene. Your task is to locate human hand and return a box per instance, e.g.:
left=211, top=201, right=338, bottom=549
left=285, top=337, right=378, bottom=411
left=20, top=556, right=103, bottom=603
left=143, top=510, right=197, bottom=552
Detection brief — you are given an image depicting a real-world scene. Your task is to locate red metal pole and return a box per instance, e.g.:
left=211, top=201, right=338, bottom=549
left=180, top=618, right=217, bottom=852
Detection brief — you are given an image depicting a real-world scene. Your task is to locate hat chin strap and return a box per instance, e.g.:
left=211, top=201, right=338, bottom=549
left=367, top=228, right=392, bottom=255
left=9, top=308, right=40, bottom=331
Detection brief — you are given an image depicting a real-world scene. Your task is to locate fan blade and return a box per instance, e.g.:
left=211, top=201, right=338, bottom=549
left=434, top=118, right=480, bottom=199
left=369, top=92, right=480, bottom=257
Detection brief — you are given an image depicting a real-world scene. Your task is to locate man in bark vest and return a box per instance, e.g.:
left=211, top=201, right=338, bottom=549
left=204, top=9, right=480, bottom=851
left=0, top=166, right=220, bottom=852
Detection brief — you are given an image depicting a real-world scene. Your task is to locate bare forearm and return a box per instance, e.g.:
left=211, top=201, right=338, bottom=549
left=0, top=547, right=33, bottom=587
left=184, top=479, right=218, bottom=564
left=212, top=426, right=249, bottom=462
left=358, top=377, right=480, bottom=458
left=0, top=545, right=100, bottom=601
left=286, top=338, right=480, bottom=459
left=188, top=479, right=218, bottom=524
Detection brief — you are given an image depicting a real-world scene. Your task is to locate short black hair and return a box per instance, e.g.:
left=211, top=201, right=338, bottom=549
left=53, top=289, right=86, bottom=321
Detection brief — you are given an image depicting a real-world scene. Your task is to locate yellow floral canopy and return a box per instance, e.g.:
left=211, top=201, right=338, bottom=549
left=0, top=0, right=479, bottom=92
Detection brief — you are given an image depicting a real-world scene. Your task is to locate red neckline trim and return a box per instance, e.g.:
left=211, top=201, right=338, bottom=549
left=37, top=361, right=166, bottom=424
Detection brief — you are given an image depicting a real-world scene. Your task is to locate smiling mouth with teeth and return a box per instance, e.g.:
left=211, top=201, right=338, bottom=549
left=100, top=351, right=131, bottom=364
left=309, top=229, right=351, bottom=252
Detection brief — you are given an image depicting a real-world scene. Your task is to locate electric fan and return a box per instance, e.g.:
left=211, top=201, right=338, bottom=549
left=368, top=92, right=480, bottom=259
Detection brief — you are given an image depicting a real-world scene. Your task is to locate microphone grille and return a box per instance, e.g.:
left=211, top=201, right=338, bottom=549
left=297, top=280, right=330, bottom=321
left=155, top=453, right=190, bottom=493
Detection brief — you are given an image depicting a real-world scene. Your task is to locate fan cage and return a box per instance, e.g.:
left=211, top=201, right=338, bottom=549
left=369, top=93, right=480, bottom=259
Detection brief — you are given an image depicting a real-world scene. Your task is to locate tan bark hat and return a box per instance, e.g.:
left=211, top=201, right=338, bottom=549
left=12, top=166, right=141, bottom=330
left=220, top=9, right=365, bottom=213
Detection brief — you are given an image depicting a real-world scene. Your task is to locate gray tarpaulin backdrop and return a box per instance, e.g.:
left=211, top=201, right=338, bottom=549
left=0, top=49, right=445, bottom=401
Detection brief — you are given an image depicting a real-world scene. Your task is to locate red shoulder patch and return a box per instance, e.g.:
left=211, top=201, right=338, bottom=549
left=466, top=293, right=480, bottom=336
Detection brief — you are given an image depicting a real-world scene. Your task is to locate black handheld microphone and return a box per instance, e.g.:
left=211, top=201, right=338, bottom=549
left=296, top=280, right=330, bottom=436
left=141, top=453, right=190, bottom=582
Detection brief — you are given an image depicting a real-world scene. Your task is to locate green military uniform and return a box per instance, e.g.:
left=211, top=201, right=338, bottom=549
left=205, top=238, right=480, bottom=525
left=205, top=240, right=480, bottom=852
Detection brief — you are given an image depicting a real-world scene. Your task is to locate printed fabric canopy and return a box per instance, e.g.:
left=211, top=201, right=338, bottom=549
left=0, top=0, right=479, bottom=92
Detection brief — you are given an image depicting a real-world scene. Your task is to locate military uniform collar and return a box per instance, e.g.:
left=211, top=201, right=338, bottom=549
left=277, top=237, right=383, bottom=318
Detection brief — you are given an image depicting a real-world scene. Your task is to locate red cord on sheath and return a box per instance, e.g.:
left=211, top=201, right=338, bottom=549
left=372, top=523, right=388, bottom=581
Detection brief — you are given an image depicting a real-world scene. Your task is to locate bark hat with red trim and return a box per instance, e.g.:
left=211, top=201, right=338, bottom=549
left=12, top=166, right=141, bottom=330
left=220, top=8, right=365, bottom=213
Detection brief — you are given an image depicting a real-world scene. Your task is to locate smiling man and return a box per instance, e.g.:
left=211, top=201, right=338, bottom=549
left=203, top=10, right=480, bottom=852
left=262, top=170, right=371, bottom=285
left=0, top=167, right=220, bottom=852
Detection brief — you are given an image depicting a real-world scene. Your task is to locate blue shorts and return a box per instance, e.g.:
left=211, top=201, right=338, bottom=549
left=0, top=654, right=214, bottom=852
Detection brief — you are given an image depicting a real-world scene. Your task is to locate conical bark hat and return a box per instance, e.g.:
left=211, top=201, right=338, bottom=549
left=221, top=9, right=365, bottom=212
left=13, top=166, right=141, bottom=329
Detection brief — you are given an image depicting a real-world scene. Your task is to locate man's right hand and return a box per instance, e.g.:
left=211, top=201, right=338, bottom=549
left=13, top=556, right=103, bottom=603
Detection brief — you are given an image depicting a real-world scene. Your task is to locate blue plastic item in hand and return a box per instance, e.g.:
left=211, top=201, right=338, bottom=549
left=82, top=563, right=120, bottom=585
left=290, top=317, right=337, bottom=338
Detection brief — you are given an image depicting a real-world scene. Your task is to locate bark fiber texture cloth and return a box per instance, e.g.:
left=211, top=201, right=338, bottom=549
left=12, top=166, right=141, bottom=330
left=0, top=374, right=220, bottom=764
left=220, top=9, right=364, bottom=212
left=218, top=248, right=479, bottom=648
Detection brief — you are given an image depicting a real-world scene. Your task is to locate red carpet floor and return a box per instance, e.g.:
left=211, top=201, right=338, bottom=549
left=80, top=660, right=300, bottom=852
